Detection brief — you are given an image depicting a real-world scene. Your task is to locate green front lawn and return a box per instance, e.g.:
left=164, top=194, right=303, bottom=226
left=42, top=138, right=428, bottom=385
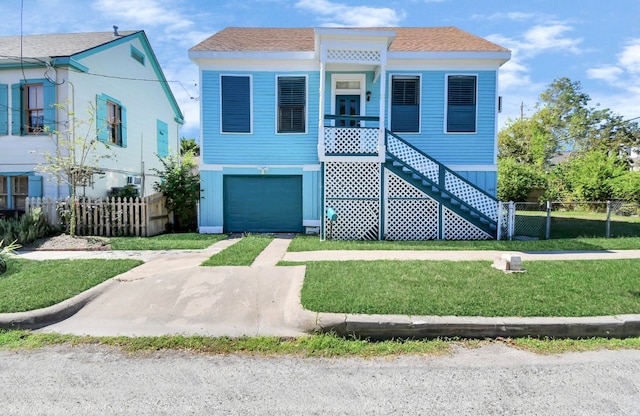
left=298, top=259, right=640, bottom=317
left=201, top=235, right=274, bottom=266
left=110, top=233, right=227, bottom=250
left=288, top=234, right=640, bottom=251
left=0, top=258, right=143, bottom=313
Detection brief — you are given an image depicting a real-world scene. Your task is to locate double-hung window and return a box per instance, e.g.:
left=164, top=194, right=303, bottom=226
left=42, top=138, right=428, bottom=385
left=25, top=84, right=44, bottom=134
left=10, top=78, right=55, bottom=135
left=221, top=75, right=251, bottom=133
left=277, top=76, right=306, bottom=133
left=96, top=94, right=127, bottom=147
left=0, top=176, right=30, bottom=210
left=391, top=76, right=420, bottom=133
left=0, top=176, right=7, bottom=209
left=446, top=75, right=477, bottom=133
left=106, top=100, right=122, bottom=145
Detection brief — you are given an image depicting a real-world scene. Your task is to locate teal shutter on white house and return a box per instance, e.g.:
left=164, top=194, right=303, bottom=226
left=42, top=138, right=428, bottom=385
left=96, top=93, right=126, bottom=146
left=11, top=83, right=21, bottom=135
left=447, top=75, right=477, bottom=133
left=157, top=119, right=168, bottom=157
left=0, top=84, right=7, bottom=135
left=120, top=105, right=127, bottom=147
left=28, top=175, right=43, bottom=198
left=221, top=75, right=251, bottom=133
left=391, top=76, right=420, bottom=133
left=277, top=76, right=306, bottom=133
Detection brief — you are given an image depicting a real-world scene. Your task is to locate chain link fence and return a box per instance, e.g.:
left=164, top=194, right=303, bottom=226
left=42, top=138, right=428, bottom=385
left=500, top=201, right=640, bottom=240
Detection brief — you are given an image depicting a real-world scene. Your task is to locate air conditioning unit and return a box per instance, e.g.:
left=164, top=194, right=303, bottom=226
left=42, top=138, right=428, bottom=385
left=126, top=175, right=142, bottom=186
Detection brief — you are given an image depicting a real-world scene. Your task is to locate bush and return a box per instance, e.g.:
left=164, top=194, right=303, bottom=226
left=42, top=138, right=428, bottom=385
left=610, top=171, right=640, bottom=204
left=0, top=208, right=56, bottom=246
left=497, top=157, right=547, bottom=202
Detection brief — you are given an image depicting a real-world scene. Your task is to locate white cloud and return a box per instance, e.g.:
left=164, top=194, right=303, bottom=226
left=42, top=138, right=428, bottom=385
left=587, top=66, right=624, bottom=84
left=618, top=39, right=640, bottom=73
left=295, top=0, right=404, bottom=27
left=92, top=0, right=192, bottom=31
left=521, top=25, right=582, bottom=55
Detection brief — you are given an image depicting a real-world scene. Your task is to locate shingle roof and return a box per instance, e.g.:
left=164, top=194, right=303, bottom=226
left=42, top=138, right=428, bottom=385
left=190, top=27, right=509, bottom=53
left=0, top=31, right=140, bottom=59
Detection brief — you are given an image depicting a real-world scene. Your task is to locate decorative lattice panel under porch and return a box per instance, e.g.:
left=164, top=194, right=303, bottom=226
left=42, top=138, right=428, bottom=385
left=324, top=127, right=378, bottom=154
left=384, top=169, right=438, bottom=240
left=324, top=162, right=380, bottom=240
left=442, top=207, right=492, bottom=240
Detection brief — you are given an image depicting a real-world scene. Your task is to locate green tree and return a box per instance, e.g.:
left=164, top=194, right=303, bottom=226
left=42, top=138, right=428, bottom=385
left=497, top=157, right=547, bottom=201
left=36, top=101, right=112, bottom=237
left=152, top=151, right=201, bottom=231
left=564, top=151, right=628, bottom=201
left=180, top=138, right=200, bottom=156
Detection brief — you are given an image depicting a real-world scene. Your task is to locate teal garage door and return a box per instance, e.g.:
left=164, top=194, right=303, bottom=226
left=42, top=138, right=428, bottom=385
left=223, top=175, right=303, bottom=233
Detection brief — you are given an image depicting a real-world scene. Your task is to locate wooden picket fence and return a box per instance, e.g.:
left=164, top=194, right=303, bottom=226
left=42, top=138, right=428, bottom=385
left=25, top=192, right=170, bottom=237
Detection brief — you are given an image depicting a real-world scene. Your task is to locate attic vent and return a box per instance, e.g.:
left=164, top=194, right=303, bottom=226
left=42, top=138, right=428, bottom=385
left=130, top=46, right=145, bottom=65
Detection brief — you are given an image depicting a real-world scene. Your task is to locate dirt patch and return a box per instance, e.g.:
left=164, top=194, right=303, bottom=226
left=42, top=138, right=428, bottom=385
left=25, top=234, right=111, bottom=251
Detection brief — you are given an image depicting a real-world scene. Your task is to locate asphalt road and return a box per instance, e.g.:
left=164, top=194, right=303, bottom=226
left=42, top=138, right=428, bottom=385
left=1, top=344, right=639, bottom=415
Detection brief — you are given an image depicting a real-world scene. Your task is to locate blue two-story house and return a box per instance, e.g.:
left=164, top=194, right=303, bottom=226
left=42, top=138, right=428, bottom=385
left=189, top=27, right=510, bottom=240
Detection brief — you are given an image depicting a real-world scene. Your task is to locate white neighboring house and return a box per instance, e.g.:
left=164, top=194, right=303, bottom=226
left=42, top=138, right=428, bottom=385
left=0, top=28, right=184, bottom=213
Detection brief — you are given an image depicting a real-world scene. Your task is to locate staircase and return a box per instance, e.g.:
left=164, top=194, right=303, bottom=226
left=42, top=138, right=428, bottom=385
left=385, top=130, right=499, bottom=238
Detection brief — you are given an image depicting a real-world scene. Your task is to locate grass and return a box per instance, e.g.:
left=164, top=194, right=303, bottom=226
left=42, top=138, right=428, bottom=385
left=201, top=234, right=274, bottom=266
left=109, top=233, right=227, bottom=250
left=288, top=234, right=640, bottom=251
left=0, top=330, right=638, bottom=356
left=296, top=259, right=640, bottom=317
left=0, top=258, right=143, bottom=313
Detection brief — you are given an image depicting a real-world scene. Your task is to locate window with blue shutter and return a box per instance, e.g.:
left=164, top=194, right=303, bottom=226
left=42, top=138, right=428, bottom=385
left=277, top=76, right=306, bottom=133
left=157, top=119, right=168, bottom=157
left=221, top=75, right=251, bottom=133
left=96, top=94, right=127, bottom=146
left=0, top=84, right=7, bottom=135
left=9, top=79, right=55, bottom=135
left=447, top=75, right=477, bottom=133
left=391, top=76, right=420, bottom=133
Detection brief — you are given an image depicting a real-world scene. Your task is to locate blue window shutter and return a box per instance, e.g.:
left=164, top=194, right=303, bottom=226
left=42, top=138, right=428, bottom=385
left=221, top=76, right=250, bottom=133
left=447, top=75, right=476, bottom=133
left=96, top=94, right=107, bottom=142
left=157, top=119, right=168, bottom=157
left=120, top=105, right=127, bottom=147
left=0, top=84, right=7, bottom=135
left=11, top=83, right=22, bottom=135
left=43, top=79, right=56, bottom=133
left=391, top=77, right=419, bottom=133
left=28, top=175, right=43, bottom=198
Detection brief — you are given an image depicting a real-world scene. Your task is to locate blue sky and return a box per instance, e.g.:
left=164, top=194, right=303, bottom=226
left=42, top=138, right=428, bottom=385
left=3, top=0, right=640, bottom=139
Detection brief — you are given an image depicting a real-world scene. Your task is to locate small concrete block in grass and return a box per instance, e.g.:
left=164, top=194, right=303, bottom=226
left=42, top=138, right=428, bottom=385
left=492, top=253, right=527, bottom=274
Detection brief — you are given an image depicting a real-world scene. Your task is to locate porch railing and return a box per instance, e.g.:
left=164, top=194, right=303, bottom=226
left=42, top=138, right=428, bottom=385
left=323, top=115, right=381, bottom=156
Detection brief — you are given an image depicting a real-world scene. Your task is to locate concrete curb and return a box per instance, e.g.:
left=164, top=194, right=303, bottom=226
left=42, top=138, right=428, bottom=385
left=311, top=313, right=640, bottom=340
left=0, top=278, right=118, bottom=330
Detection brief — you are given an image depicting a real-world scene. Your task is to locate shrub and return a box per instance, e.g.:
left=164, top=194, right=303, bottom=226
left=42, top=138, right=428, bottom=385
left=0, top=208, right=56, bottom=246
left=497, top=157, right=547, bottom=202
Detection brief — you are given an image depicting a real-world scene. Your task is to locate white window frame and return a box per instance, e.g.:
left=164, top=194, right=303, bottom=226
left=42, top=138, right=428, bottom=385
left=275, top=74, right=308, bottom=135
left=330, top=73, right=366, bottom=127
left=388, top=73, right=422, bottom=134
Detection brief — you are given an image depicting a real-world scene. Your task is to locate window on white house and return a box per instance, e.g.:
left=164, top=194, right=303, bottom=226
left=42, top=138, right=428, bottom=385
left=25, top=83, right=44, bottom=134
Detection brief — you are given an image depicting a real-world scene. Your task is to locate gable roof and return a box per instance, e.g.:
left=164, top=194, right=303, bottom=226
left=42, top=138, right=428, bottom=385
left=0, top=31, right=140, bottom=59
left=190, top=27, right=509, bottom=53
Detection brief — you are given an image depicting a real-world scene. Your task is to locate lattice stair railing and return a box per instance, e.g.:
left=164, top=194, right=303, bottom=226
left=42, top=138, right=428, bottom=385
left=385, top=130, right=499, bottom=231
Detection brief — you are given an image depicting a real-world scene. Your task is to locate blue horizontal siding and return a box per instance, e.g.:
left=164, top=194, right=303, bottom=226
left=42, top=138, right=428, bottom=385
left=202, top=70, right=319, bottom=165
left=388, top=70, right=497, bottom=165
left=456, top=170, right=497, bottom=197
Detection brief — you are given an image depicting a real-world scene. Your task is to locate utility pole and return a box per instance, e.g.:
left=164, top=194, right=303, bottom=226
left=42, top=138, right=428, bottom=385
left=520, top=101, right=524, bottom=120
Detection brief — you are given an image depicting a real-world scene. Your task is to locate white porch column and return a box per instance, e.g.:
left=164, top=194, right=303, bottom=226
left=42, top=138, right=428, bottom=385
left=377, top=63, right=387, bottom=159
left=318, top=59, right=326, bottom=160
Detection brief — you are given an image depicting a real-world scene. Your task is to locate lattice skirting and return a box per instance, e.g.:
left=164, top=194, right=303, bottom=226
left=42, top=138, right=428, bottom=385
left=442, top=207, right=492, bottom=240
left=323, top=163, right=493, bottom=240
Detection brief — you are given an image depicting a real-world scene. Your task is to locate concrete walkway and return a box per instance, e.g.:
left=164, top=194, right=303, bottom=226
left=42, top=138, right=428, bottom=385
left=2, top=238, right=640, bottom=339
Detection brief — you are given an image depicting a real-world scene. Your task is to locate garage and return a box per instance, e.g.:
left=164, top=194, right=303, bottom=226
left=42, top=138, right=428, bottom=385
left=223, top=175, right=303, bottom=233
